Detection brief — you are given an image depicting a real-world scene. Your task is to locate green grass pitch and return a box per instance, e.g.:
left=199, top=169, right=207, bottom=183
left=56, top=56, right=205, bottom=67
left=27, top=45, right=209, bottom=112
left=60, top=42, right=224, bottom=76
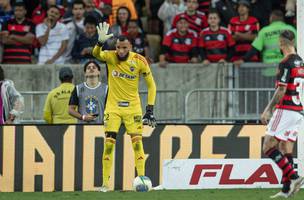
left=0, top=189, right=303, bottom=200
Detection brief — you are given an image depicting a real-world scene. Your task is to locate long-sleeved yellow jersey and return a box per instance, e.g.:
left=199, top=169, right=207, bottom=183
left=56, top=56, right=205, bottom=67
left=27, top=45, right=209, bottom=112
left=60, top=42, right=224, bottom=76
left=93, top=46, right=156, bottom=112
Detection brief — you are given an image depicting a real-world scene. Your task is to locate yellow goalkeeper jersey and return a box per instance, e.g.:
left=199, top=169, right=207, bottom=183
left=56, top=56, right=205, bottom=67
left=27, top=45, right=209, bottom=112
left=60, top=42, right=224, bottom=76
left=93, top=46, right=156, bottom=112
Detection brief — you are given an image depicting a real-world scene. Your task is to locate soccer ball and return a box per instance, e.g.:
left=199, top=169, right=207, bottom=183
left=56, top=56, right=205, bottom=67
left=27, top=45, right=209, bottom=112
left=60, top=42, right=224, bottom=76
left=132, top=176, right=152, bottom=192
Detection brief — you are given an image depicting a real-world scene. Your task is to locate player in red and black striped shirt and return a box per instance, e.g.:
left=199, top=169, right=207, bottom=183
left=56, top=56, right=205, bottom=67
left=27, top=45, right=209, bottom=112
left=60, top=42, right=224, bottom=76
left=2, top=2, right=35, bottom=64
left=261, top=30, right=304, bottom=198
left=159, top=17, right=199, bottom=67
left=228, top=0, right=259, bottom=62
left=172, top=0, right=208, bottom=34
left=199, top=10, right=235, bottom=64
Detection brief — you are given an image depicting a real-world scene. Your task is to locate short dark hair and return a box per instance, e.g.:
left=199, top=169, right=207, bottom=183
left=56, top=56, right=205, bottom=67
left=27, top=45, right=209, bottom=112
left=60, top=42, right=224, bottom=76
left=208, top=9, right=220, bottom=18
left=271, top=10, right=284, bottom=21
left=117, top=35, right=129, bottom=42
left=83, top=60, right=101, bottom=72
left=84, top=15, right=97, bottom=26
left=128, top=19, right=139, bottom=26
left=280, top=30, right=295, bottom=41
left=14, top=2, right=26, bottom=9
left=48, top=5, right=62, bottom=18
left=72, top=0, right=85, bottom=8
left=0, top=66, right=5, bottom=81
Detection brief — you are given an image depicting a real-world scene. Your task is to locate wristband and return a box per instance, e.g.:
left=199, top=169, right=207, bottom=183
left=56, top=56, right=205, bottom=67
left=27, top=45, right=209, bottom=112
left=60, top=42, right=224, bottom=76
left=82, top=115, right=85, bottom=121
left=146, top=105, right=154, bottom=112
left=97, top=41, right=104, bottom=47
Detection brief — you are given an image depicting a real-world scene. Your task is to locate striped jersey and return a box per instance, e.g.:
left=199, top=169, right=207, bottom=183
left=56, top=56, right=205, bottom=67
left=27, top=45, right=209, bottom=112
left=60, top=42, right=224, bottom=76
left=276, top=54, right=304, bottom=111
left=228, top=16, right=260, bottom=61
left=162, top=28, right=198, bottom=63
left=199, top=27, right=235, bottom=62
left=172, top=12, right=208, bottom=34
left=2, top=18, right=35, bottom=64
left=198, top=0, right=211, bottom=14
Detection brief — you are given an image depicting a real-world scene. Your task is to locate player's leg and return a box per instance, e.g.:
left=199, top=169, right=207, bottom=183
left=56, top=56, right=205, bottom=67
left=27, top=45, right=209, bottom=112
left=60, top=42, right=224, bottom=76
left=101, top=112, right=121, bottom=191
left=102, top=132, right=117, bottom=189
left=270, top=142, right=293, bottom=198
left=124, top=112, right=145, bottom=176
left=279, top=142, right=292, bottom=194
left=263, top=135, right=298, bottom=183
left=129, top=134, right=145, bottom=176
left=286, top=118, right=304, bottom=196
left=265, top=109, right=303, bottom=197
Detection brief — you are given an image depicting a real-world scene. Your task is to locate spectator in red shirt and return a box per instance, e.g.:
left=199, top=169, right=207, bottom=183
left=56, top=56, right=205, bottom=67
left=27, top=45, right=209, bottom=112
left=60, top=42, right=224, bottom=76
left=199, top=10, right=235, bottom=65
left=159, top=16, right=199, bottom=68
left=110, top=6, right=130, bottom=37
left=172, top=0, right=208, bottom=34
left=228, top=0, right=259, bottom=62
left=1, top=1, right=35, bottom=64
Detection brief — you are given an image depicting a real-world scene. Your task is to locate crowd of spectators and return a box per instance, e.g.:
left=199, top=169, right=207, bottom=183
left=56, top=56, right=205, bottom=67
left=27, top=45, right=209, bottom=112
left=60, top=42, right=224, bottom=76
left=0, top=0, right=298, bottom=66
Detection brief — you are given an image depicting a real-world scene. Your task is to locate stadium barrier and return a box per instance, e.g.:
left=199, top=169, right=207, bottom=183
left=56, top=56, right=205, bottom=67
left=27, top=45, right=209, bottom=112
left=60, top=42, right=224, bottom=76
left=1, top=63, right=278, bottom=123
left=20, top=90, right=184, bottom=123
left=21, top=88, right=274, bottom=123
left=1, top=124, right=302, bottom=192
left=185, top=88, right=275, bottom=123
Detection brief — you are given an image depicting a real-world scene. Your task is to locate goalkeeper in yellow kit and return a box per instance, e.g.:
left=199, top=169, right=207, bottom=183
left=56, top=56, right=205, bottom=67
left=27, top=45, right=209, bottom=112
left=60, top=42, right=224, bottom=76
left=92, top=22, right=157, bottom=192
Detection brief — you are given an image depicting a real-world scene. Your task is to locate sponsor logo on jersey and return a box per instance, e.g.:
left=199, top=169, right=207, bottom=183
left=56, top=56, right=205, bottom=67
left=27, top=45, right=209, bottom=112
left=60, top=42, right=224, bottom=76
left=294, top=60, right=301, bottom=66
left=112, top=70, right=136, bottom=80
left=185, top=38, right=192, bottom=45
left=195, top=18, right=202, bottom=25
left=217, top=34, right=224, bottom=41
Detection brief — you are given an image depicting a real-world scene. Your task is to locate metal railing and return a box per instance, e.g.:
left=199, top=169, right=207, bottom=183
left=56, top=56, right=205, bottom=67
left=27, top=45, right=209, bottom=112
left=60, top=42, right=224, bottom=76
left=184, top=88, right=275, bottom=123
left=139, top=90, right=184, bottom=122
left=21, top=91, right=48, bottom=123
left=20, top=89, right=183, bottom=123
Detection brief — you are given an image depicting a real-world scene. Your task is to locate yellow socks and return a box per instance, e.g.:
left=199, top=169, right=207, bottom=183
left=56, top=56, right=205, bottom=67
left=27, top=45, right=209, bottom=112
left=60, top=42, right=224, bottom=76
left=131, top=136, right=145, bottom=176
left=102, top=138, right=116, bottom=187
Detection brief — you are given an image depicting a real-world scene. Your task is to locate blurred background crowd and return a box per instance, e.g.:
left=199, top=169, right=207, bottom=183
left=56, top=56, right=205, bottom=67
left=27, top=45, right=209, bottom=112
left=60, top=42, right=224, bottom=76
left=0, top=0, right=297, bottom=66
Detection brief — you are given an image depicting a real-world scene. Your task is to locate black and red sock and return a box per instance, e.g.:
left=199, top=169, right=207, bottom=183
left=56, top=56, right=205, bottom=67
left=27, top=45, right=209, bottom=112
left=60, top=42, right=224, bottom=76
left=281, top=153, right=294, bottom=193
left=266, top=148, right=298, bottom=180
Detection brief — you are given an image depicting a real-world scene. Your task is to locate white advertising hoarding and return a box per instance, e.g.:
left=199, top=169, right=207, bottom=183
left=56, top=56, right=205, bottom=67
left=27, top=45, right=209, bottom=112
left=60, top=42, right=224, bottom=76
left=163, top=159, right=286, bottom=189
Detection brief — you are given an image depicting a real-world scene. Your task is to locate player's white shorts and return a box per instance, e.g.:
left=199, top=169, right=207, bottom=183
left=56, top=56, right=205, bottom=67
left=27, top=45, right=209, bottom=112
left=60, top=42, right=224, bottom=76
left=266, top=109, right=304, bottom=142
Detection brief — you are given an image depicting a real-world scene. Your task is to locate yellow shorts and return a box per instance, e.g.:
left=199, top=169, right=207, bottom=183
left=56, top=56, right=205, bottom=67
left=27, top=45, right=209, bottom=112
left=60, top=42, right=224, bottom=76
left=104, top=110, right=143, bottom=134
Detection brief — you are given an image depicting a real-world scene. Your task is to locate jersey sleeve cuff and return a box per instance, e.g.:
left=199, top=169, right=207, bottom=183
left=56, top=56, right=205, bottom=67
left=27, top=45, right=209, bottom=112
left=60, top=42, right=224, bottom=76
left=277, top=82, right=288, bottom=87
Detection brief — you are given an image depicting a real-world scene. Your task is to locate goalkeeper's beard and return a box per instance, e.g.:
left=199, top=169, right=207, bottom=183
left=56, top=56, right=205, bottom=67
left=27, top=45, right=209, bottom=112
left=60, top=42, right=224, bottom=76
left=116, top=52, right=129, bottom=61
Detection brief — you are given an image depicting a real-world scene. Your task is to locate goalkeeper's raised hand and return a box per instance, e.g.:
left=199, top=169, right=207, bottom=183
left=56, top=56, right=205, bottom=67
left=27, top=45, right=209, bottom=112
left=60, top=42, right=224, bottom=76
left=96, top=22, right=113, bottom=45
left=142, top=105, right=157, bottom=128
